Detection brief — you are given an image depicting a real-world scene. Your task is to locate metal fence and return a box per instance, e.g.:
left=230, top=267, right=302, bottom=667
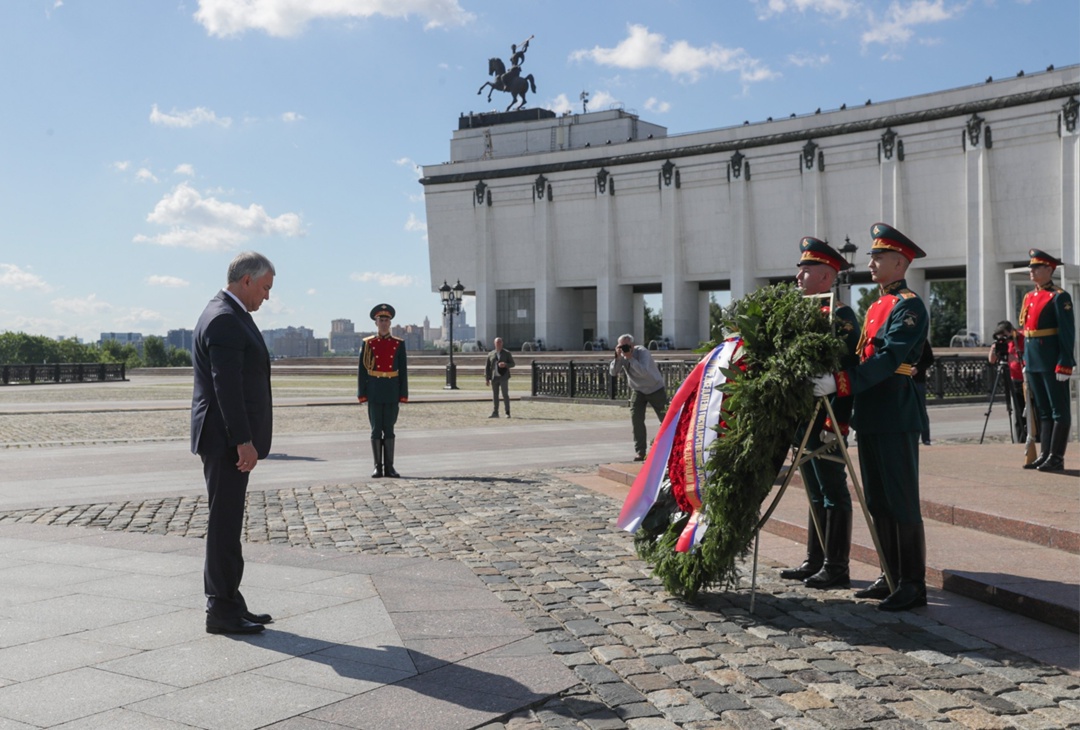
left=532, top=354, right=1005, bottom=402
left=1, top=363, right=126, bottom=385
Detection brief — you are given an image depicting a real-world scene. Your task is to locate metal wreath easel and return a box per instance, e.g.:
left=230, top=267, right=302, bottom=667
left=745, top=292, right=896, bottom=613
left=747, top=396, right=894, bottom=612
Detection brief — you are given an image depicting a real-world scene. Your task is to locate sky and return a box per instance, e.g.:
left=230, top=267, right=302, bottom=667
left=1, top=0, right=1077, bottom=344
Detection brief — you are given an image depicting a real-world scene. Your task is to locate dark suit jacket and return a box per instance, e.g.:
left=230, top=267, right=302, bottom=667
left=190, top=291, right=273, bottom=459
left=485, top=349, right=516, bottom=380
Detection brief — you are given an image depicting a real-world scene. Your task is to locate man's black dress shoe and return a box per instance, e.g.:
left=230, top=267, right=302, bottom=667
left=243, top=611, right=273, bottom=624
left=206, top=615, right=265, bottom=635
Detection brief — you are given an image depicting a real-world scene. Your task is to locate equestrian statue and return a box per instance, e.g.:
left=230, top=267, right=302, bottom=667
left=477, top=35, right=537, bottom=112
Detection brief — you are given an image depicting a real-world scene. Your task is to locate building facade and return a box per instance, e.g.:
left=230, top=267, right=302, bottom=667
left=422, top=67, right=1080, bottom=351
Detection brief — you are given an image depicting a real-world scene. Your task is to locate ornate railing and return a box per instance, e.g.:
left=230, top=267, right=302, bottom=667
left=532, top=355, right=1011, bottom=402
left=1, top=363, right=126, bottom=385
left=531, top=359, right=697, bottom=400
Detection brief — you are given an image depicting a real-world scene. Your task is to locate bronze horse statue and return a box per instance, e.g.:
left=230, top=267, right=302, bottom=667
left=477, top=57, right=536, bottom=112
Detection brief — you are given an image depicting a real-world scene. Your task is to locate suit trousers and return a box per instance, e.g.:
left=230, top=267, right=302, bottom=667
left=630, top=386, right=668, bottom=457
left=491, top=376, right=510, bottom=413
left=203, top=451, right=250, bottom=618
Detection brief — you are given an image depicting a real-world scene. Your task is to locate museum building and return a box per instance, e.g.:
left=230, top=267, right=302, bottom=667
left=421, top=66, right=1079, bottom=351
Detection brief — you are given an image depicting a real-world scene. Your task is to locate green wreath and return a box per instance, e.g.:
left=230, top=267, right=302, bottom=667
left=633, top=283, right=847, bottom=599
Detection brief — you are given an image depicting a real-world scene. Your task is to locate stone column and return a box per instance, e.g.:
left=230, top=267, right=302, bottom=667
left=596, top=171, right=633, bottom=344
left=660, top=162, right=698, bottom=348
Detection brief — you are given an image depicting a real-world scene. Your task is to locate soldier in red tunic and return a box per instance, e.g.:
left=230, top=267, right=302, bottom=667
left=357, top=304, right=408, bottom=478
left=813, top=223, right=929, bottom=612
left=1020, top=249, right=1074, bottom=472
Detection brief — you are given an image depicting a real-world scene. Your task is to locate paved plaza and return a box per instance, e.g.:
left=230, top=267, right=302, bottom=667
left=0, top=376, right=1077, bottom=729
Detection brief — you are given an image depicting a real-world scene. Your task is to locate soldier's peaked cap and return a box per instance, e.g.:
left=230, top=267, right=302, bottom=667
left=1028, top=248, right=1063, bottom=268
left=370, top=303, right=396, bottom=320
left=798, top=236, right=851, bottom=272
left=869, top=222, right=925, bottom=262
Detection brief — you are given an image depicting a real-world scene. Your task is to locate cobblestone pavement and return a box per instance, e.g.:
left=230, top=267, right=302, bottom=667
left=2, top=469, right=1077, bottom=730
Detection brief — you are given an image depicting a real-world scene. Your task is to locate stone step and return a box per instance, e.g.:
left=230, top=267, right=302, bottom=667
left=597, top=442, right=1079, bottom=634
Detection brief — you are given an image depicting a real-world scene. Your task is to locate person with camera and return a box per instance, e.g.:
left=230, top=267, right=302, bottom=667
left=1020, top=249, right=1074, bottom=472
left=780, top=237, right=860, bottom=589
left=987, top=321, right=1027, bottom=442
left=610, top=334, right=668, bottom=461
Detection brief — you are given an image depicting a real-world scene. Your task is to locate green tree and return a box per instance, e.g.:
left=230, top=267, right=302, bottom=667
left=143, top=336, right=169, bottom=367
left=643, top=301, right=662, bottom=345
left=854, top=285, right=878, bottom=322
left=98, top=339, right=143, bottom=369
left=168, top=348, right=193, bottom=366
left=709, top=295, right=724, bottom=343
left=928, top=280, right=967, bottom=347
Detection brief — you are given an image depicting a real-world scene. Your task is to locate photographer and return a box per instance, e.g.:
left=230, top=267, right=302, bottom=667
left=987, top=320, right=1027, bottom=442
left=610, top=334, right=668, bottom=461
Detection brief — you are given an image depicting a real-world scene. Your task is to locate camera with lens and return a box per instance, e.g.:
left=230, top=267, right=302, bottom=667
left=991, top=323, right=1013, bottom=361
left=619, top=343, right=632, bottom=353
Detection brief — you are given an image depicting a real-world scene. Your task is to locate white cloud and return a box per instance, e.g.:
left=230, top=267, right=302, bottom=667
left=282, top=111, right=305, bottom=123
left=757, top=0, right=859, bottom=19
left=395, top=157, right=422, bottom=177
left=862, top=0, right=962, bottom=50
left=570, top=24, right=777, bottom=84
left=136, top=168, right=159, bottom=183
left=112, top=161, right=131, bottom=172
left=194, top=0, right=475, bottom=37
left=174, top=163, right=196, bottom=176
left=134, top=182, right=305, bottom=252
left=52, top=294, right=111, bottom=315
left=150, top=104, right=232, bottom=129
left=0, top=264, right=51, bottom=292
left=589, top=91, right=619, bottom=110
left=787, top=52, right=831, bottom=68
left=404, top=213, right=426, bottom=234
left=549, top=94, right=574, bottom=115
left=350, top=271, right=417, bottom=287
left=146, top=275, right=190, bottom=288
left=114, top=308, right=166, bottom=327
left=644, top=97, right=671, bottom=113
left=307, top=288, right=317, bottom=295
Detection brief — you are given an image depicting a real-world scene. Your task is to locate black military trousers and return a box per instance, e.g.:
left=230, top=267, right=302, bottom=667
left=202, top=451, right=250, bottom=619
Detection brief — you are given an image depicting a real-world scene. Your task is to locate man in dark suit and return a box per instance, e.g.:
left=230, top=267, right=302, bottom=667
left=813, top=223, right=929, bottom=612
left=191, top=251, right=275, bottom=635
left=485, top=337, right=516, bottom=418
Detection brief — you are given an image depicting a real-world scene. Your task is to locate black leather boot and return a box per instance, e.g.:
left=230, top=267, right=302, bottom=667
left=1037, top=421, right=1070, bottom=472
left=805, top=509, right=851, bottom=589
left=1024, top=420, right=1055, bottom=469
left=879, top=523, right=927, bottom=611
left=370, top=439, right=383, bottom=478
left=383, top=437, right=400, bottom=478
left=855, top=516, right=897, bottom=600
left=781, top=504, right=825, bottom=580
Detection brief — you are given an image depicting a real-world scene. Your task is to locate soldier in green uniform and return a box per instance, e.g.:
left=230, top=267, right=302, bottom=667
left=1020, top=249, right=1075, bottom=472
left=357, top=304, right=408, bottom=478
left=813, top=223, right=929, bottom=612
left=780, top=237, right=861, bottom=589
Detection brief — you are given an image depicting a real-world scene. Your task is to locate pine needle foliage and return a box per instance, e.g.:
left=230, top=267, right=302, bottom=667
left=633, top=283, right=846, bottom=599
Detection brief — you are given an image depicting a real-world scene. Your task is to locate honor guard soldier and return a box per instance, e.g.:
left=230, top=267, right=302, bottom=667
left=781, top=237, right=861, bottom=589
left=357, top=303, right=408, bottom=478
left=812, top=223, right=929, bottom=612
left=1020, top=249, right=1074, bottom=472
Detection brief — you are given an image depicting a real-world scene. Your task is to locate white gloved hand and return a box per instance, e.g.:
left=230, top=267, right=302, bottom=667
left=819, top=429, right=838, bottom=444
left=811, top=374, right=837, bottom=397
left=1057, top=372, right=1071, bottom=382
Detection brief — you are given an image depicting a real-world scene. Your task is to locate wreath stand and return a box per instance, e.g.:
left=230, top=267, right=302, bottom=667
left=747, top=395, right=895, bottom=613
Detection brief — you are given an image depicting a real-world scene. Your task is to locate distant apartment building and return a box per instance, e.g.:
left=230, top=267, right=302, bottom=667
left=329, top=318, right=364, bottom=354
left=100, top=332, right=144, bottom=355
left=261, top=326, right=324, bottom=358
left=391, top=324, right=424, bottom=353
left=166, top=328, right=194, bottom=353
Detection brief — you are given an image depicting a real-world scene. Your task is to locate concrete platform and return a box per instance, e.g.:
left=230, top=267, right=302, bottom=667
left=0, top=522, right=575, bottom=729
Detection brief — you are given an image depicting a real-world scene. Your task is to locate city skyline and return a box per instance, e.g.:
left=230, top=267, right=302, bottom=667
left=1, top=1, right=1076, bottom=343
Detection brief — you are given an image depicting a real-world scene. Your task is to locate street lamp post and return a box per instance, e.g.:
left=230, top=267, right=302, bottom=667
left=836, top=236, right=859, bottom=299
left=440, top=279, right=465, bottom=390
